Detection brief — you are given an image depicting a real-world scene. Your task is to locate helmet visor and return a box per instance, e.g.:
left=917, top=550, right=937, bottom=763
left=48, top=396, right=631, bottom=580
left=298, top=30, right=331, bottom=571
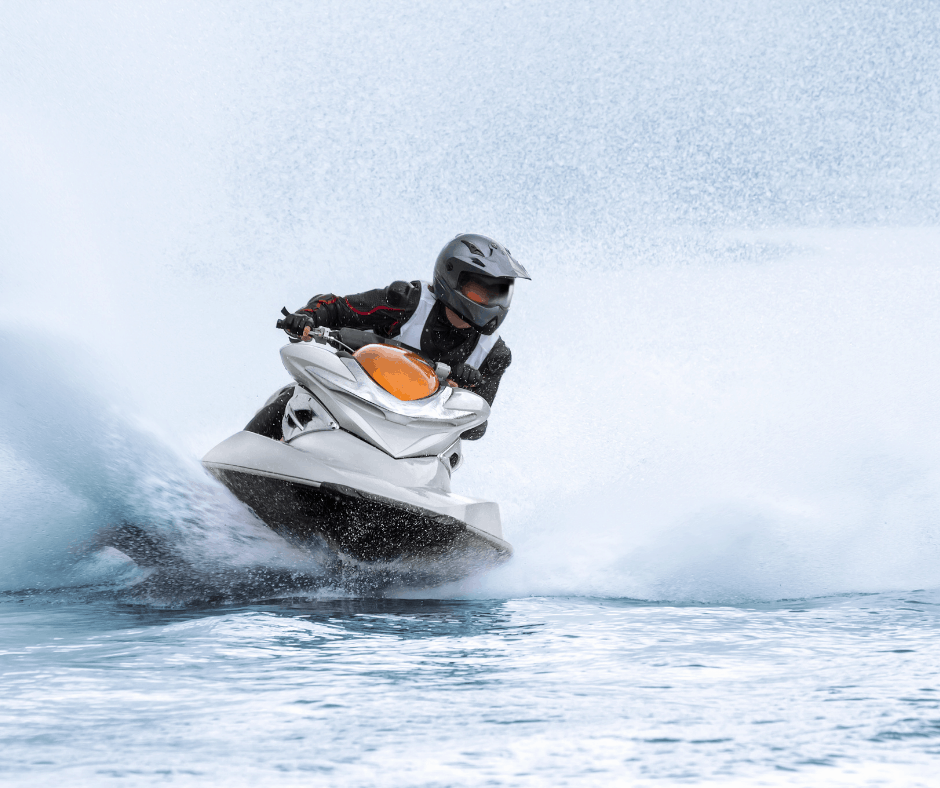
left=456, top=271, right=514, bottom=308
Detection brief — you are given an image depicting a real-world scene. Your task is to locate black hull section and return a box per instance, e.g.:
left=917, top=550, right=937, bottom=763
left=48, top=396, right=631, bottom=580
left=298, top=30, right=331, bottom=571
left=209, top=468, right=512, bottom=585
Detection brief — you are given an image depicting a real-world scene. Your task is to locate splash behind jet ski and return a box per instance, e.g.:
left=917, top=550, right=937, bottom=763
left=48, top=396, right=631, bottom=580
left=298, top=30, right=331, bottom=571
left=201, top=322, right=512, bottom=589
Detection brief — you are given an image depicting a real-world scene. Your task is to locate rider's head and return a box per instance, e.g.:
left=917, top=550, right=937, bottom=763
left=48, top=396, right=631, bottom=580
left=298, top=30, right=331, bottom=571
left=432, top=234, right=530, bottom=335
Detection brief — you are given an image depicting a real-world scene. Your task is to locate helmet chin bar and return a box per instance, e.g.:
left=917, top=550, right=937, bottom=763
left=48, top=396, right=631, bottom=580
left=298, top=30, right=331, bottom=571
left=454, top=311, right=498, bottom=335
left=474, top=316, right=500, bottom=335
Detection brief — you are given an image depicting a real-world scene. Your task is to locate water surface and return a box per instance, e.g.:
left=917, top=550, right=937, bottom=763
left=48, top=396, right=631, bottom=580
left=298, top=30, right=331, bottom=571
left=3, top=592, right=939, bottom=786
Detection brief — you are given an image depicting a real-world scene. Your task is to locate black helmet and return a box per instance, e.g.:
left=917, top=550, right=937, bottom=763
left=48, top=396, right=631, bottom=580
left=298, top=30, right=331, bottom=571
left=432, top=233, right=530, bottom=335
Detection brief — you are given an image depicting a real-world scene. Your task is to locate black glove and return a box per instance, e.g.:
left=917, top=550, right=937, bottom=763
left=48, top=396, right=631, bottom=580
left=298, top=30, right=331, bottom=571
left=449, top=362, right=482, bottom=389
left=276, top=308, right=318, bottom=338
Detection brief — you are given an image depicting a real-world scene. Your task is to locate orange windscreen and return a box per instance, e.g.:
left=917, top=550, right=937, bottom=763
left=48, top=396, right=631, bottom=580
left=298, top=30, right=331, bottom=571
left=353, top=344, right=439, bottom=401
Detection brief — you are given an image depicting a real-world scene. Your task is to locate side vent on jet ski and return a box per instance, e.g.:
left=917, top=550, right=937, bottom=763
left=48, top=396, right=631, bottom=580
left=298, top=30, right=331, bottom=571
left=353, top=345, right=440, bottom=402
left=438, top=440, right=463, bottom=474
left=286, top=409, right=313, bottom=430
left=282, top=386, right=337, bottom=442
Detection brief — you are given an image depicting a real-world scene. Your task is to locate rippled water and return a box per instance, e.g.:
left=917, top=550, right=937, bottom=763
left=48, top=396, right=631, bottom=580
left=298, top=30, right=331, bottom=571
left=2, top=591, right=939, bottom=786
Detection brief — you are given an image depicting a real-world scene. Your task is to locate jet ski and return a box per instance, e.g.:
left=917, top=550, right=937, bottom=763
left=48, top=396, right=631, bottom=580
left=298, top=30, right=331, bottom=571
left=200, top=320, right=512, bottom=588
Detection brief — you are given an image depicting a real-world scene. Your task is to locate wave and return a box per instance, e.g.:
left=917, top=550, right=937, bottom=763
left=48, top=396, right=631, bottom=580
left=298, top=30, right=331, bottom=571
left=0, top=331, right=331, bottom=603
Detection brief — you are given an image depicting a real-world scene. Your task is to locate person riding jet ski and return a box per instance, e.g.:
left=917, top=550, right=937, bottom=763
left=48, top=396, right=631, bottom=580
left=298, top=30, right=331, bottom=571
left=249, top=233, right=530, bottom=442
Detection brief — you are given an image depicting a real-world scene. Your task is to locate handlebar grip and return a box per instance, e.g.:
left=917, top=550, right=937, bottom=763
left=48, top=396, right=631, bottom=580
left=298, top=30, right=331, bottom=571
left=276, top=307, right=292, bottom=331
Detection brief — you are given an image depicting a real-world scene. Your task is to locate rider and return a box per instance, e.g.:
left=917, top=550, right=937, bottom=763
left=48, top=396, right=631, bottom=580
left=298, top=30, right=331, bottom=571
left=261, top=233, right=530, bottom=442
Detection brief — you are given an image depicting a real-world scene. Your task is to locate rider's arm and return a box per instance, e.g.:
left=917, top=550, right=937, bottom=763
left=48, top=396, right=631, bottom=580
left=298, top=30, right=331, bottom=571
left=294, top=281, right=420, bottom=337
left=460, top=338, right=511, bottom=441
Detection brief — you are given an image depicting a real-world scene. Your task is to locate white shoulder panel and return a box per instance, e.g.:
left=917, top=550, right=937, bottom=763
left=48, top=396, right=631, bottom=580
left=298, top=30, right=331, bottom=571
left=396, top=280, right=436, bottom=351
left=465, top=331, right=499, bottom=370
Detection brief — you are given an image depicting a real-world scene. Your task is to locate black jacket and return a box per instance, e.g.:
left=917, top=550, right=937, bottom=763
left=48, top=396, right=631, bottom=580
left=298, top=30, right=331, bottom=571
left=295, top=280, right=512, bottom=440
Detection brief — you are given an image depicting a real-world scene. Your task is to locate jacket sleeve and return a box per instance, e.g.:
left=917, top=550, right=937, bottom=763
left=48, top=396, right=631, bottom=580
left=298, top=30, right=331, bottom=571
left=294, top=280, right=420, bottom=337
left=461, top=338, right=512, bottom=441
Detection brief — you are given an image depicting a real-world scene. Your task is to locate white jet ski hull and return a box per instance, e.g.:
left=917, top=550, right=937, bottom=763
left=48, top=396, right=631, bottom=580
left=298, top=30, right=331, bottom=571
left=203, top=430, right=512, bottom=586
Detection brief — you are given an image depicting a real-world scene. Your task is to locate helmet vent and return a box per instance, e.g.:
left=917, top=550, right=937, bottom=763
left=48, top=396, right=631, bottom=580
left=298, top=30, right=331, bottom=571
left=461, top=239, right=485, bottom=256
left=469, top=257, right=486, bottom=268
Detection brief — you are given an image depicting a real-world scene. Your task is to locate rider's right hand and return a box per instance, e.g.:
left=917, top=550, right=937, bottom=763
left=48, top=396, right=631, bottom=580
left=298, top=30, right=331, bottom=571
left=449, top=362, right=483, bottom=389
left=278, top=311, right=318, bottom=340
